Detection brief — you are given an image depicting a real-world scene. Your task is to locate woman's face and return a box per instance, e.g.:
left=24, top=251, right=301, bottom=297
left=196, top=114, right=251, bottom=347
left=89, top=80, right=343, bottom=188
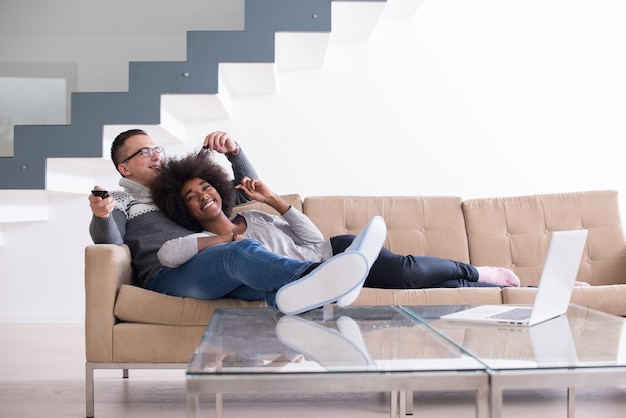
left=179, top=177, right=223, bottom=222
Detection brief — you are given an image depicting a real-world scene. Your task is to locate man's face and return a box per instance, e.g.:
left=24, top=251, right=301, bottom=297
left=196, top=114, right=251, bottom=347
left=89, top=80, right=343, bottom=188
left=117, top=134, right=162, bottom=188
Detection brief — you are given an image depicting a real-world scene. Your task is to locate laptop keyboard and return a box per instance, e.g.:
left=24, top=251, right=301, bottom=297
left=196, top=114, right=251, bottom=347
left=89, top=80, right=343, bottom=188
left=489, top=307, right=532, bottom=321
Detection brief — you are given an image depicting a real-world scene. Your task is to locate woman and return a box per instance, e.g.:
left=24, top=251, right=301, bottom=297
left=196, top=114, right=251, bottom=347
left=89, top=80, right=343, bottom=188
left=151, top=153, right=522, bottom=289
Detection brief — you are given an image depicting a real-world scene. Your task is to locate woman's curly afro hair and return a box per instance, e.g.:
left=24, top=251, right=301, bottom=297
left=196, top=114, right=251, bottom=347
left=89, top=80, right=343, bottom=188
left=151, top=152, right=236, bottom=232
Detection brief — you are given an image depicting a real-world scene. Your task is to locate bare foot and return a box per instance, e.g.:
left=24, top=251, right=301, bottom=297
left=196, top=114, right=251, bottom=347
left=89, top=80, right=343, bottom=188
left=574, top=281, right=590, bottom=287
left=476, top=266, right=521, bottom=287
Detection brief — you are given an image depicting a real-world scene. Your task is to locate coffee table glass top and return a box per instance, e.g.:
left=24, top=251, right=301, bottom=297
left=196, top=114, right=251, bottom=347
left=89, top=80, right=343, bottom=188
left=187, top=305, right=485, bottom=376
left=401, top=304, right=626, bottom=371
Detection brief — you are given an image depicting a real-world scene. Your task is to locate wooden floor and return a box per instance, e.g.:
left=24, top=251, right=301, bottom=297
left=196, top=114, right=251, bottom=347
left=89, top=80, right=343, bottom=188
left=1, top=323, right=625, bottom=418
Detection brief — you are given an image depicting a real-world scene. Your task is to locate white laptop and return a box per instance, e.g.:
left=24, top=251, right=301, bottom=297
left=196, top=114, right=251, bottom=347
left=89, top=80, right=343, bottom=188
left=440, top=229, right=588, bottom=326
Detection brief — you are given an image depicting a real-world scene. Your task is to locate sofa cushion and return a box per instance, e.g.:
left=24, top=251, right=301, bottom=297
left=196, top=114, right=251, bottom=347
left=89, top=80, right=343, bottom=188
left=114, top=284, right=266, bottom=326
left=112, top=322, right=206, bottom=362
left=463, top=190, right=626, bottom=286
left=352, top=287, right=503, bottom=306
left=303, top=196, right=470, bottom=263
left=233, top=193, right=302, bottom=215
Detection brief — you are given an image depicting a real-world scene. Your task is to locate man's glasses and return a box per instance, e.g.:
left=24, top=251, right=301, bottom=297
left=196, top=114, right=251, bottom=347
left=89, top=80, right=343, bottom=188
left=121, top=146, right=165, bottom=163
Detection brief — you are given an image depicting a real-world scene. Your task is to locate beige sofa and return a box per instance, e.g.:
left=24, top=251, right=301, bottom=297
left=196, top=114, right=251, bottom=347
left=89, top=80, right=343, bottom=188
left=84, top=189, right=626, bottom=417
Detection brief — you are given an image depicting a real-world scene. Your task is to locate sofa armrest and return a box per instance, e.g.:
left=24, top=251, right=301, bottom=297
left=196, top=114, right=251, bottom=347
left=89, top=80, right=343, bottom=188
left=84, top=244, right=132, bottom=362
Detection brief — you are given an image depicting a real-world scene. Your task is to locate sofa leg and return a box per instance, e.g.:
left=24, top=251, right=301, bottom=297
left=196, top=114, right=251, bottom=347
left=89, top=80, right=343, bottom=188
left=85, top=362, right=187, bottom=416
left=86, top=363, right=94, bottom=418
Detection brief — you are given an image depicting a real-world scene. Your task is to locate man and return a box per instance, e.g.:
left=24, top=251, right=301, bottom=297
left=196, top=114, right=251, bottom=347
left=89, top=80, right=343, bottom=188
left=88, top=129, right=385, bottom=315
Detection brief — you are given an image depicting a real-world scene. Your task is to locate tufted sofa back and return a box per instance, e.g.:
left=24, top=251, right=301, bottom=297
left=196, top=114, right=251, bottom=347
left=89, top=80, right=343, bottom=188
left=303, top=195, right=470, bottom=263
left=302, top=191, right=626, bottom=287
left=462, top=190, right=626, bottom=286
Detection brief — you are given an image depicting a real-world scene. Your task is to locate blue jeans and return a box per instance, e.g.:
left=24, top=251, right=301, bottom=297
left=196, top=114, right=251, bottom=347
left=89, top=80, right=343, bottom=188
left=330, top=235, right=496, bottom=289
left=148, top=239, right=313, bottom=306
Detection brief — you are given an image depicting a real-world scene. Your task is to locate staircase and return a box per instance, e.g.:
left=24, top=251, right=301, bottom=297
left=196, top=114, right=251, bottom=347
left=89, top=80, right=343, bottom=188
left=0, top=0, right=424, bottom=229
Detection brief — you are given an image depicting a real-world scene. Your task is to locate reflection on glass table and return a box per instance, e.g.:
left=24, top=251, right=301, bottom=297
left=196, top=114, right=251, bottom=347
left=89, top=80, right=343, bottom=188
left=188, top=305, right=486, bottom=374
left=186, top=305, right=490, bottom=418
left=402, top=304, right=626, bottom=370
left=401, top=303, right=626, bottom=418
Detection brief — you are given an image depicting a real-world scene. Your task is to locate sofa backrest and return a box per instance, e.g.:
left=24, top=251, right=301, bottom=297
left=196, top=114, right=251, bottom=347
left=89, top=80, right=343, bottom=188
left=232, top=193, right=303, bottom=215
left=462, top=190, right=626, bottom=286
left=232, top=190, right=626, bottom=288
left=303, top=196, right=470, bottom=263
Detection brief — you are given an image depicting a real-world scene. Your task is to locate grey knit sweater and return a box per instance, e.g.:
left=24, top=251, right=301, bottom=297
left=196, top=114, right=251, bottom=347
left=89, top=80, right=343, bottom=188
left=89, top=150, right=257, bottom=287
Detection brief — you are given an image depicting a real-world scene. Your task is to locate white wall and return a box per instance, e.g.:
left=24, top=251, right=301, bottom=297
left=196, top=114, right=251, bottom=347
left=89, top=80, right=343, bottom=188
left=1, top=0, right=625, bottom=322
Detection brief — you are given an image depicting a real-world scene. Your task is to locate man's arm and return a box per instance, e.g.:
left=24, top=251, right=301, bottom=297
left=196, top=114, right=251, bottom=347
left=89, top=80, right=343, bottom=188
left=89, top=211, right=125, bottom=245
left=202, top=131, right=259, bottom=206
left=228, top=148, right=259, bottom=205
left=88, top=186, right=125, bottom=244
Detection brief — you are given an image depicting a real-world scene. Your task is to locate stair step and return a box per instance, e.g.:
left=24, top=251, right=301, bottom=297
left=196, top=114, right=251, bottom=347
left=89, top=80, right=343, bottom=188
left=219, top=63, right=277, bottom=97
left=275, top=32, right=330, bottom=70
left=0, top=0, right=395, bottom=223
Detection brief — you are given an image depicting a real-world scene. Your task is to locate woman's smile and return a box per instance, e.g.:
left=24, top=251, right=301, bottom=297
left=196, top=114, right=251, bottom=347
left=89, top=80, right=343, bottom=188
left=200, top=197, right=217, bottom=211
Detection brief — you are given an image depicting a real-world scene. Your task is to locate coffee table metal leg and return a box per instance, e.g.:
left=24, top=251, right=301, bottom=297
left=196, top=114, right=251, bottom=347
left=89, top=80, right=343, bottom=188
left=186, top=393, right=199, bottom=418
left=399, top=390, right=407, bottom=416
left=489, top=383, right=503, bottom=418
left=215, top=393, right=223, bottom=418
left=476, top=384, right=489, bottom=418
left=567, top=387, right=575, bottom=418
left=405, top=390, right=413, bottom=415
left=391, top=391, right=413, bottom=418
left=390, top=391, right=398, bottom=417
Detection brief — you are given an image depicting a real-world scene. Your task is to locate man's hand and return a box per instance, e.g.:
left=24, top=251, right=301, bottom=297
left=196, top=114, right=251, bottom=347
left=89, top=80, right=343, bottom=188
left=202, top=131, right=239, bottom=155
left=89, top=185, right=115, bottom=218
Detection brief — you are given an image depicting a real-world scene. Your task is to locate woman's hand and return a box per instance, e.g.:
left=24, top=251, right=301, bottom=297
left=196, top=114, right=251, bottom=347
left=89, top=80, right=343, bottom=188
left=236, top=177, right=273, bottom=203
left=235, top=177, right=290, bottom=215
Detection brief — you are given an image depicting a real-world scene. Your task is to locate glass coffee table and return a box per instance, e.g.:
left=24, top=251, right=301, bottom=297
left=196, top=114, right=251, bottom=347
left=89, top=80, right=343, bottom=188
left=186, top=305, right=489, bottom=418
left=401, top=304, right=626, bottom=418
